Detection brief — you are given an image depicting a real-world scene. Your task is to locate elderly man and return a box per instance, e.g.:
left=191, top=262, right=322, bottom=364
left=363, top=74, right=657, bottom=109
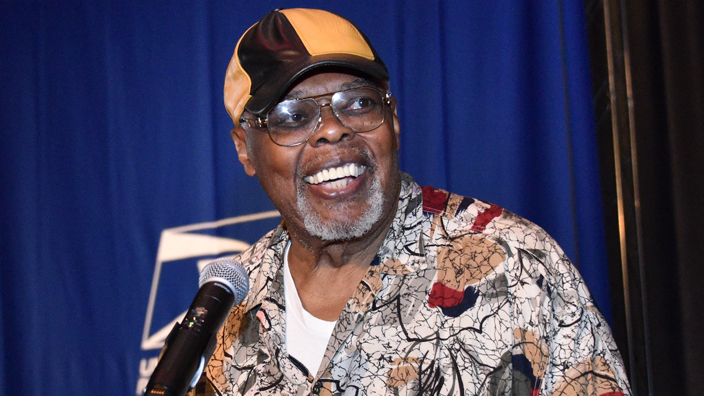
left=195, top=8, right=631, bottom=396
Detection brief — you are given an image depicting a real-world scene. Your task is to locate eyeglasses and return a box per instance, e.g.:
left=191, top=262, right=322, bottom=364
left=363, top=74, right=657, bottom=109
left=239, top=87, right=392, bottom=147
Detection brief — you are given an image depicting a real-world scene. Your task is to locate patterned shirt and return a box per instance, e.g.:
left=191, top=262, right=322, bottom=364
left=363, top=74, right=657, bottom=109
left=200, top=172, right=631, bottom=395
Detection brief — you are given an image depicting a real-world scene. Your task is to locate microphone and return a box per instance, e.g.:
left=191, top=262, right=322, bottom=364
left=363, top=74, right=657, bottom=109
left=144, top=258, right=249, bottom=396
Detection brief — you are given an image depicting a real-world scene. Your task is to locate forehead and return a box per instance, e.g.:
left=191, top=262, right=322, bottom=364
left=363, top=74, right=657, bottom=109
left=283, top=71, right=375, bottom=100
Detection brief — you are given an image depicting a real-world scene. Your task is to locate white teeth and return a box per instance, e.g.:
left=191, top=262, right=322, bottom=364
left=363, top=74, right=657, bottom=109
left=304, top=163, right=367, bottom=186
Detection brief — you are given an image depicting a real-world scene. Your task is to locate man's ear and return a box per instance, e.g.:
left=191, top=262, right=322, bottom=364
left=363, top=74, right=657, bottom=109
left=391, top=97, right=401, bottom=150
left=230, top=126, right=256, bottom=176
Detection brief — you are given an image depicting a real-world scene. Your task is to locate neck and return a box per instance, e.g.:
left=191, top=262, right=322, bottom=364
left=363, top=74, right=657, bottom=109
left=284, top=208, right=394, bottom=321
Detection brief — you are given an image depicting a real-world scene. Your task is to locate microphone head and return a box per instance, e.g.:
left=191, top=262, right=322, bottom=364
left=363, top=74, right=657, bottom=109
left=199, top=258, right=249, bottom=305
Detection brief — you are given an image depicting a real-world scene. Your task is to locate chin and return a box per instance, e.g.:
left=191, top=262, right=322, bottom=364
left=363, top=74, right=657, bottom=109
left=297, top=171, right=387, bottom=241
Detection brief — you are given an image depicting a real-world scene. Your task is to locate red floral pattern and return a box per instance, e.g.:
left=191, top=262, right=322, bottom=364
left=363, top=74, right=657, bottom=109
left=421, top=185, right=449, bottom=214
left=471, top=204, right=504, bottom=232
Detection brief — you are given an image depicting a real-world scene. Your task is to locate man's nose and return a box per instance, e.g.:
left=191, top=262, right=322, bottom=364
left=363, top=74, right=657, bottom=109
left=307, top=105, right=352, bottom=147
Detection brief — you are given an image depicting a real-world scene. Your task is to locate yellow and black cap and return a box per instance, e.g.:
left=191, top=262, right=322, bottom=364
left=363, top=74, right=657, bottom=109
left=224, top=8, right=389, bottom=123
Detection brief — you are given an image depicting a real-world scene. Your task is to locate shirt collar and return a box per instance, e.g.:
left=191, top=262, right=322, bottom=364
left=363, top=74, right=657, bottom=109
left=374, top=172, right=429, bottom=275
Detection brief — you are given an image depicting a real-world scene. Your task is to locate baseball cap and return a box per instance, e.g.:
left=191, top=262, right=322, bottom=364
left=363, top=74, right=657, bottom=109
left=224, top=8, right=389, bottom=123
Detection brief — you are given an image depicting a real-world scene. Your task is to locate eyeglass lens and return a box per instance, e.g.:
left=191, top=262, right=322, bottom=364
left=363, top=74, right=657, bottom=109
left=266, top=87, right=386, bottom=146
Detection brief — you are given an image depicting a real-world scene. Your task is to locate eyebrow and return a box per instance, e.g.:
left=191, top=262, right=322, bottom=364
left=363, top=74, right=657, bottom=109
left=283, top=78, right=375, bottom=101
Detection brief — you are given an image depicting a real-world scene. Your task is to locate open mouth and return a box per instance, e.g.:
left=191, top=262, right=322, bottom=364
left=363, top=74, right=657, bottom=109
left=303, top=163, right=367, bottom=189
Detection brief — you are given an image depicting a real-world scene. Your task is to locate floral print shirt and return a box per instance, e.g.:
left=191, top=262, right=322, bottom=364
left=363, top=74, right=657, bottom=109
left=200, top=173, right=631, bottom=395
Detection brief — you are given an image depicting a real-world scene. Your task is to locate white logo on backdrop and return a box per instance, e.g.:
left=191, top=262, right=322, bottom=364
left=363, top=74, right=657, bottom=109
left=136, top=210, right=280, bottom=394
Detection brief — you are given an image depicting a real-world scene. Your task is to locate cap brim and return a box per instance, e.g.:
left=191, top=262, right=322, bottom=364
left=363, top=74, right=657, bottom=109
left=244, top=54, right=389, bottom=116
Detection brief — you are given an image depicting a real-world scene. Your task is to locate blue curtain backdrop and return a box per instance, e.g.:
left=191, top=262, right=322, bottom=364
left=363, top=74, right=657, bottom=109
left=0, top=1, right=608, bottom=395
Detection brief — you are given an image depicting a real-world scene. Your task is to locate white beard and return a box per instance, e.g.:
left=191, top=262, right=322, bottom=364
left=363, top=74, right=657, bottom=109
left=296, top=172, right=386, bottom=241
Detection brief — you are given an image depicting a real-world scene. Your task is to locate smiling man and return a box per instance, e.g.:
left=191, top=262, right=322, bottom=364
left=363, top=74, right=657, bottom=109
left=195, top=8, right=631, bottom=396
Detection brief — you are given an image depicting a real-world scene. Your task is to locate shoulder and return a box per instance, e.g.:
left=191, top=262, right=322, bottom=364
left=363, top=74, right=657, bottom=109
left=230, top=225, right=287, bottom=309
left=420, top=186, right=582, bottom=307
left=420, top=185, right=561, bottom=258
left=234, top=226, right=284, bottom=269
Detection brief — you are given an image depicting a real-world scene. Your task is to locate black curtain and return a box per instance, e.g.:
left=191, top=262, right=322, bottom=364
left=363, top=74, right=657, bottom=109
left=588, top=1, right=704, bottom=394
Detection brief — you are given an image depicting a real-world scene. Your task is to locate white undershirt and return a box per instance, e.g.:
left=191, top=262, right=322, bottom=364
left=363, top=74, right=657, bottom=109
left=283, top=242, right=337, bottom=375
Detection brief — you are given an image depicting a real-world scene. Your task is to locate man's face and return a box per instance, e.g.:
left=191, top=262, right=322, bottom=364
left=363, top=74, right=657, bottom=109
left=232, top=71, right=401, bottom=244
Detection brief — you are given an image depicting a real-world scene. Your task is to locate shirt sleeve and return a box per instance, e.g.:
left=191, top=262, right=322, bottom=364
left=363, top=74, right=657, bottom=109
left=502, top=219, right=632, bottom=396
